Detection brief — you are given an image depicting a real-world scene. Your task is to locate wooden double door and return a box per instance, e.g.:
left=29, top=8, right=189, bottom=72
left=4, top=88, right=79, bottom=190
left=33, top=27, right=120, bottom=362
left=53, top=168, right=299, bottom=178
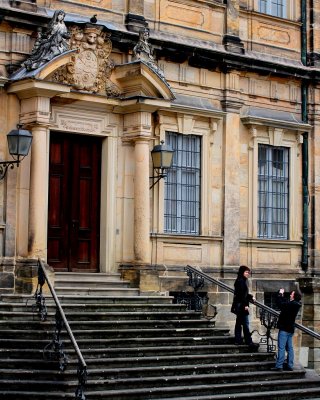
left=47, top=133, right=102, bottom=272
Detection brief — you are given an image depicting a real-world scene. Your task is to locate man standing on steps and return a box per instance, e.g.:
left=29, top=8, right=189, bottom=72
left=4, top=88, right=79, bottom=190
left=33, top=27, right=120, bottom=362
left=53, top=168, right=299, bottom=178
left=271, top=287, right=302, bottom=372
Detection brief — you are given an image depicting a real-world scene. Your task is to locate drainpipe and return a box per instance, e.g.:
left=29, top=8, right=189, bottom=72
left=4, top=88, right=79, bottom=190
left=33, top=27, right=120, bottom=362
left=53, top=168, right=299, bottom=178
left=301, top=0, right=308, bottom=272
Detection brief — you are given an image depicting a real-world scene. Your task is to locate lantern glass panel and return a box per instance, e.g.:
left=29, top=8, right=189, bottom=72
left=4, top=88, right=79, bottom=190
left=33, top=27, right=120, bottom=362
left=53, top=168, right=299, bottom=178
left=7, top=129, right=32, bottom=157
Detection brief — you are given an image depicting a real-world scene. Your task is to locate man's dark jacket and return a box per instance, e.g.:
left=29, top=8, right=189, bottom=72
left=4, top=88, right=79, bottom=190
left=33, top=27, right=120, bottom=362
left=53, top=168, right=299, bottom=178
left=276, top=294, right=301, bottom=333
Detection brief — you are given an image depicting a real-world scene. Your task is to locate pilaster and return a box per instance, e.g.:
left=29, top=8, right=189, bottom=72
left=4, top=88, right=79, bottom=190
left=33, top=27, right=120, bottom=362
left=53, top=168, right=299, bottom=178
left=308, top=85, right=320, bottom=274
left=126, top=0, right=148, bottom=33
left=223, top=0, right=244, bottom=54
left=221, top=71, right=243, bottom=267
left=298, top=276, right=320, bottom=373
left=308, top=0, right=320, bottom=66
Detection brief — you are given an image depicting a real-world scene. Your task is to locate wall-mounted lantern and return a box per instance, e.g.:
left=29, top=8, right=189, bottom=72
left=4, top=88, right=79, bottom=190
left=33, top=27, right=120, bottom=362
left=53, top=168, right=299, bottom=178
left=0, top=124, right=33, bottom=180
left=150, top=140, right=174, bottom=189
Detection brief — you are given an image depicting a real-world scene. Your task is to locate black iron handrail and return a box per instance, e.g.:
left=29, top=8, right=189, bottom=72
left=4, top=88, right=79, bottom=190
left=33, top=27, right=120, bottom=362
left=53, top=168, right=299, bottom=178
left=34, top=258, right=87, bottom=400
left=185, top=265, right=320, bottom=341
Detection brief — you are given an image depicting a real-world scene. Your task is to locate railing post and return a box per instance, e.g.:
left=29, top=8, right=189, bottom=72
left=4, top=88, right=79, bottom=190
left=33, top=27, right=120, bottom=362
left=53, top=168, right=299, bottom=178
left=31, top=258, right=87, bottom=399
left=184, top=267, right=205, bottom=311
left=33, top=260, right=47, bottom=321
left=43, top=308, right=68, bottom=371
left=258, top=309, right=278, bottom=352
left=75, top=363, right=88, bottom=400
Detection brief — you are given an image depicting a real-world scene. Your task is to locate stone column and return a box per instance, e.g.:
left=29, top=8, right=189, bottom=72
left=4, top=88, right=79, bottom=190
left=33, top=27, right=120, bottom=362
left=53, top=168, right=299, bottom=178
left=298, top=277, right=320, bottom=373
left=221, top=71, right=243, bottom=267
left=134, top=138, right=151, bottom=263
left=28, top=124, right=50, bottom=259
left=123, top=111, right=153, bottom=265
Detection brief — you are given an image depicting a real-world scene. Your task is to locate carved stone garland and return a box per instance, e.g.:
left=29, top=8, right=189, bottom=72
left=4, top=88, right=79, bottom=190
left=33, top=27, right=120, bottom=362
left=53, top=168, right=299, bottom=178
left=52, top=24, right=121, bottom=97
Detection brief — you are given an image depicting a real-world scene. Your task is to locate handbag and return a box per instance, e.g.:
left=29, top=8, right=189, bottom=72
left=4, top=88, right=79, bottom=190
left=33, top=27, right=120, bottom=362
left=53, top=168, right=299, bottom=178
left=231, top=300, right=241, bottom=315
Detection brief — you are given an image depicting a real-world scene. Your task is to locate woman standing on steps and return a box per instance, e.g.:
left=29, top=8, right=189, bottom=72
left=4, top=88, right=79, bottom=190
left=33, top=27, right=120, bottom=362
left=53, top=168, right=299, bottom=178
left=231, top=265, right=259, bottom=351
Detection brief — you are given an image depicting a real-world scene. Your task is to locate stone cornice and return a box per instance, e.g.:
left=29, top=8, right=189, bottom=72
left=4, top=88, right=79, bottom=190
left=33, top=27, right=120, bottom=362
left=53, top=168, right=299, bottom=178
left=241, top=115, right=312, bottom=132
left=240, top=238, right=303, bottom=247
left=7, top=79, right=70, bottom=99
left=2, top=6, right=320, bottom=82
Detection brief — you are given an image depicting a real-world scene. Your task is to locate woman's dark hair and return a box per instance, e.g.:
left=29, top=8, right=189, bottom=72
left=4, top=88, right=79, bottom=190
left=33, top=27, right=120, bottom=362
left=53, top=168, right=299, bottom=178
left=237, top=265, right=250, bottom=278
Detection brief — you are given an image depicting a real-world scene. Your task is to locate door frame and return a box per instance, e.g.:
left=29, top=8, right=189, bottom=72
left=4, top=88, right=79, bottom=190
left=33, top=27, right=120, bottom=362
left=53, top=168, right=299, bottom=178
left=47, top=132, right=102, bottom=272
left=48, top=105, right=119, bottom=273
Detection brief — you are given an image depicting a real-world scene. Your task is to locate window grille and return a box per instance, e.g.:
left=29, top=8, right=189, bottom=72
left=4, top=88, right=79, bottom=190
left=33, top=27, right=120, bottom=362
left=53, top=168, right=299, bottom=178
left=164, top=132, right=201, bottom=235
left=258, top=0, right=286, bottom=18
left=258, top=144, right=289, bottom=239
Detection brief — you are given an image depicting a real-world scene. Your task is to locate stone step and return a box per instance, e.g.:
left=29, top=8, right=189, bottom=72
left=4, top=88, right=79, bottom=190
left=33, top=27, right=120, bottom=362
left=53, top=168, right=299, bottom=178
left=0, top=379, right=73, bottom=391
left=54, top=280, right=131, bottom=288
left=54, top=287, right=140, bottom=296
left=71, top=378, right=320, bottom=399
left=0, top=310, right=203, bottom=321
left=79, top=361, right=283, bottom=380
left=81, top=352, right=275, bottom=369
left=2, top=386, right=320, bottom=400
left=81, top=375, right=317, bottom=393
left=0, top=302, right=185, bottom=313
left=0, top=371, right=309, bottom=392
left=54, top=272, right=122, bottom=282
left=0, top=294, right=175, bottom=304
left=152, top=386, right=320, bottom=400
left=0, top=327, right=238, bottom=340
left=0, top=335, right=234, bottom=349
left=0, top=344, right=257, bottom=359
left=0, top=391, right=73, bottom=399
left=0, top=366, right=305, bottom=384
left=0, top=318, right=215, bottom=330
left=1, top=353, right=274, bottom=369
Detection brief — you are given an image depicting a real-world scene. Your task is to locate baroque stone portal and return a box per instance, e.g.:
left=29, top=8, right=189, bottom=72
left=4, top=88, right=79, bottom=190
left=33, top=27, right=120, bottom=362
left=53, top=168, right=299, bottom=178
left=52, top=23, right=121, bottom=97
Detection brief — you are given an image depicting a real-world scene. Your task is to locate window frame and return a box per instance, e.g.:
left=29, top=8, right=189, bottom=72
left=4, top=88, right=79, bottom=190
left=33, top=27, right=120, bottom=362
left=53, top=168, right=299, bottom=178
left=164, top=131, right=201, bottom=235
left=257, top=144, right=289, bottom=240
left=244, top=124, right=302, bottom=242
left=153, top=112, right=222, bottom=238
left=258, top=0, right=287, bottom=18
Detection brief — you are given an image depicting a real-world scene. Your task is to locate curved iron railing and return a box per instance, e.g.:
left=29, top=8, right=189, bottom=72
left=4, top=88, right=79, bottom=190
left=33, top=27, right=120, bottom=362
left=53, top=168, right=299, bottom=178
left=33, top=258, right=87, bottom=400
left=185, top=265, right=320, bottom=351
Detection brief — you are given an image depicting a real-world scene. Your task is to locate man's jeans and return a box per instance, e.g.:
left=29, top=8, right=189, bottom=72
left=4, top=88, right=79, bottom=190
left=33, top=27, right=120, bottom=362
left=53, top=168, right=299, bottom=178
left=235, top=313, right=252, bottom=345
left=275, top=330, right=294, bottom=369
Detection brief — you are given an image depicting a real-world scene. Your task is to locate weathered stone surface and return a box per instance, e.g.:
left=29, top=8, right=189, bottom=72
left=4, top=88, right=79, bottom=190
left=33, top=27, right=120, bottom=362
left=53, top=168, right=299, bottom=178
left=0, top=272, right=14, bottom=289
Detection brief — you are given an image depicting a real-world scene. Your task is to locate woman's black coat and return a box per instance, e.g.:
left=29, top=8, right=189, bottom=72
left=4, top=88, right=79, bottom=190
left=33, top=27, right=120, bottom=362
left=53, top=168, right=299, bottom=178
left=231, top=277, right=253, bottom=315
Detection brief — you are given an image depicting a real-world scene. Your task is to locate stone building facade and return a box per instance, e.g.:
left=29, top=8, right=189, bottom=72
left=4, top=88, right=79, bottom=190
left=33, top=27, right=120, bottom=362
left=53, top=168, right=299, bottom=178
left=0, top=0, right=320, bottom=369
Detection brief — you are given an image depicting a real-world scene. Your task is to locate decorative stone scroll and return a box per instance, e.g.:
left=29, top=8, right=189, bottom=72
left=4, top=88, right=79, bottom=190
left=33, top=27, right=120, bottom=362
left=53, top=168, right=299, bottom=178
left=52, top=23, right=121, bottom=97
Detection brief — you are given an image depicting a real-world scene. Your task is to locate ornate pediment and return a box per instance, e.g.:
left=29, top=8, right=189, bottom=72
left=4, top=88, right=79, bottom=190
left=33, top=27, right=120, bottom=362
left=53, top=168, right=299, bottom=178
left=51, top=23, right=121, bottom=97
left=9, top=13, right=175, bottom=104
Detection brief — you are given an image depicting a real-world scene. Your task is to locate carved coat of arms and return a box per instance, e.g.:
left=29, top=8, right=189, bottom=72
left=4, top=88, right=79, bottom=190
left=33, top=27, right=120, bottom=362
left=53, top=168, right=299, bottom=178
left=52, top=24, right=121, bottom=97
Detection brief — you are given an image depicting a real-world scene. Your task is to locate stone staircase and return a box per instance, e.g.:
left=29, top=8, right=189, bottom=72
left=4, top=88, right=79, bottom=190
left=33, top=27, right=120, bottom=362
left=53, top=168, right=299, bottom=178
left=0, top=272, right=320, bottom=399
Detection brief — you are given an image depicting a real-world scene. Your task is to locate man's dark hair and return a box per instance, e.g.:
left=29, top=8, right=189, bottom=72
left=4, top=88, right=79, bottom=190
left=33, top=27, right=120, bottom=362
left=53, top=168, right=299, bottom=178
left=293, top=290, right=302, bottom=302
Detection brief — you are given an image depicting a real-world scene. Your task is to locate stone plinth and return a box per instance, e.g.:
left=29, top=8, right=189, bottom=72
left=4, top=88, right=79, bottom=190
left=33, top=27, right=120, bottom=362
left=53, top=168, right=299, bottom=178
left=298, top=276, right=320, bottom=373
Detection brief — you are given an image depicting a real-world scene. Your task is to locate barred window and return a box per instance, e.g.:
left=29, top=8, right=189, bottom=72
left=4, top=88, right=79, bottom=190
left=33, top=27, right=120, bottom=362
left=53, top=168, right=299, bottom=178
left=258, top=0, right=286, bottom=18
left=258, top=144, right=289, bottom=239
left=164, top=132, right=201, bottom=235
